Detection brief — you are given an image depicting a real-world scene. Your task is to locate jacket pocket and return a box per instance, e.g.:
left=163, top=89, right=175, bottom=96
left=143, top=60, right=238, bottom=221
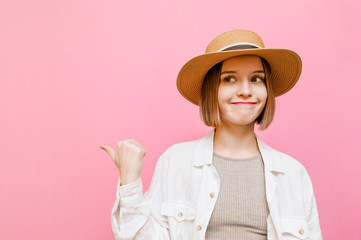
left=161, top=200, right=196, bottom=239
left=281, top=218, right=309, bottom=239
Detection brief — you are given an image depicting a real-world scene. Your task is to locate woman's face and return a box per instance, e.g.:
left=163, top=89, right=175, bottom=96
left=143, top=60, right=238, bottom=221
left=218, top=55, right=267, bottom=127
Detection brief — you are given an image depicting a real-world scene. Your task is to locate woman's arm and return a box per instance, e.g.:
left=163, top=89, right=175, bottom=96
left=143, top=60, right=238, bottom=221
left=101, top=139, right=170, bottom=239
left=110, top=153, right=170, bottom=240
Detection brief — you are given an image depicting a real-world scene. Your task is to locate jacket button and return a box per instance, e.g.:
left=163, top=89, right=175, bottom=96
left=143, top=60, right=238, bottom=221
left=299, top=229, right=304, bottom=235
left=178, top=212, right=183, bottom=217
left=197, top=225, right=202, bottom=231
left=210, top=192, right=215, bottom=198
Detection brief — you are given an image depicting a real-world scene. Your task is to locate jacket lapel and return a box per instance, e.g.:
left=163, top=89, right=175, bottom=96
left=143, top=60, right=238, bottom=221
left=255, top=134, right=284, bottom=238
left=193, top=130, right=214, bottom=167
left=255, top=134, right=285, bottom=203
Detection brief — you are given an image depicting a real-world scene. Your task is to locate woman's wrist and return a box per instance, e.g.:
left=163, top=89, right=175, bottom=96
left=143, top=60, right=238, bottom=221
left=120, top=175, right=140, bottom=186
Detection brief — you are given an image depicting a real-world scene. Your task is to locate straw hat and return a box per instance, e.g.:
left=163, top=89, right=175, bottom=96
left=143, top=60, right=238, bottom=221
left=176, top=29, right=302, bottom=105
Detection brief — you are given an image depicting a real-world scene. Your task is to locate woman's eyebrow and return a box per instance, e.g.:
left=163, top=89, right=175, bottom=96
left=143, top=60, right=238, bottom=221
left=220, top=70, right=265, bottom=75
left=220, top=70, right=237, bottom=75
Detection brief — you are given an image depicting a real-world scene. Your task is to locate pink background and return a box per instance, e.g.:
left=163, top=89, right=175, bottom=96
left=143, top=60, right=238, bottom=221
left=1, top=0, right=360, bottom=239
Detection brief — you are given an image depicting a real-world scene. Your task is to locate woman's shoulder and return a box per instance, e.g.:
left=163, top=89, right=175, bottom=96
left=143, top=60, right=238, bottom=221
left=261, top=140, right=309, bottom=174
left=265, top=144, right=316, bottom=193
left=161, top=137, right=201, bottom=158
left=153, top=138, right=202, bottom=174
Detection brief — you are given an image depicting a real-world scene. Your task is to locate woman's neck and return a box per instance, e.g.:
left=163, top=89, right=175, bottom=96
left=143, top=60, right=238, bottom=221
left=213, top=123, right=259, bottom=159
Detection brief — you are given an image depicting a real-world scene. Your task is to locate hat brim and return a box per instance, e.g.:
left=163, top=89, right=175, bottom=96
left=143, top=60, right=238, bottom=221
left=177, top=48, right=302, bottom=105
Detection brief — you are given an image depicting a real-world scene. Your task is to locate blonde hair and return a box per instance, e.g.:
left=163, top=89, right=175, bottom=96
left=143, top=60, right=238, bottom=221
left=199, top=57, right=275, bottom=131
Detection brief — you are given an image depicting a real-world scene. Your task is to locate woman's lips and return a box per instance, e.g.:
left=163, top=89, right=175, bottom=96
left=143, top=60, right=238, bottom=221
left=231, top=102, right=257, bottom=105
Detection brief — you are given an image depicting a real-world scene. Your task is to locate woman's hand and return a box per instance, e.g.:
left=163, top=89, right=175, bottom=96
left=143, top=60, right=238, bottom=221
left=100, top=139, right=146, bottom=186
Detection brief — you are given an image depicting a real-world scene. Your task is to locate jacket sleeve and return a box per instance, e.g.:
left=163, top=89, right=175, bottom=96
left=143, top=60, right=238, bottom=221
left=111, top=153, right=170, bottom=240
left=302, top=168, right=323, bottom=239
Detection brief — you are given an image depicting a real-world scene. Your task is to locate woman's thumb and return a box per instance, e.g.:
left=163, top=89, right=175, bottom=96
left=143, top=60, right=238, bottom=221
left=99, top=145, right=116, bottom=162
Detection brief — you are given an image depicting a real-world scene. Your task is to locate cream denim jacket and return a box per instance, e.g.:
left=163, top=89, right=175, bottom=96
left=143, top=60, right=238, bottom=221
left=111, top=130, right=322, bottom=240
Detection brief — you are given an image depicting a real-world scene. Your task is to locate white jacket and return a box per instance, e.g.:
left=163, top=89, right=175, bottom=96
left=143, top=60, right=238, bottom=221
left=111, top=130, right=322, bottom=240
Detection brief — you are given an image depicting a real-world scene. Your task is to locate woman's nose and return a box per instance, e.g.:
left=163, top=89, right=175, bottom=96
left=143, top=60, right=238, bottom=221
left=236, top=80, right=252, bottom=97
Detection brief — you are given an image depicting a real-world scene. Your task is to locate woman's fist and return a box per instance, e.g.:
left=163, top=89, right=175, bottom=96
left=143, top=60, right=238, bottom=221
left=100, top=139, right=146, bottom=186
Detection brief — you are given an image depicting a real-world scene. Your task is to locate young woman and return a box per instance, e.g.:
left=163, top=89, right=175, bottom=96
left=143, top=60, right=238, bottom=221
left=100, top=29, right=322, bottom=240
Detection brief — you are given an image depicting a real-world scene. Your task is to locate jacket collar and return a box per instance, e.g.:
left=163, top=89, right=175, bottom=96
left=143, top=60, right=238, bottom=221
left=193, top=129, right=285, bottom=173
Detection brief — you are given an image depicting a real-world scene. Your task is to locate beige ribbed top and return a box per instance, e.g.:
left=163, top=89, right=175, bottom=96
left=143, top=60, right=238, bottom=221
left=205, top=152, right=269, bottom=240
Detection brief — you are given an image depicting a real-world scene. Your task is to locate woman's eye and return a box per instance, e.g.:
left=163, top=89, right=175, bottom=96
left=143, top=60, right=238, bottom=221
left=224, top=76, right=236, bottom=82
left=251, top=76, right=264, bottom=82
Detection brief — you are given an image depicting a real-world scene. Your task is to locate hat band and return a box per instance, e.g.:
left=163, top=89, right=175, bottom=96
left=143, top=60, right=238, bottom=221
left=217, top=42, right=261, bottom=52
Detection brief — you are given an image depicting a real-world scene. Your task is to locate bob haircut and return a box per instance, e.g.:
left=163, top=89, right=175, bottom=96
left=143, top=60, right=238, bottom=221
left=200, top=56, right=275, bottom=131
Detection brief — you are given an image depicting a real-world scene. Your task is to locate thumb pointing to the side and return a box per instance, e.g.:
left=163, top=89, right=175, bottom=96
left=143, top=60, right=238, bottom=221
left=99, top=145, right=116, bottom=163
